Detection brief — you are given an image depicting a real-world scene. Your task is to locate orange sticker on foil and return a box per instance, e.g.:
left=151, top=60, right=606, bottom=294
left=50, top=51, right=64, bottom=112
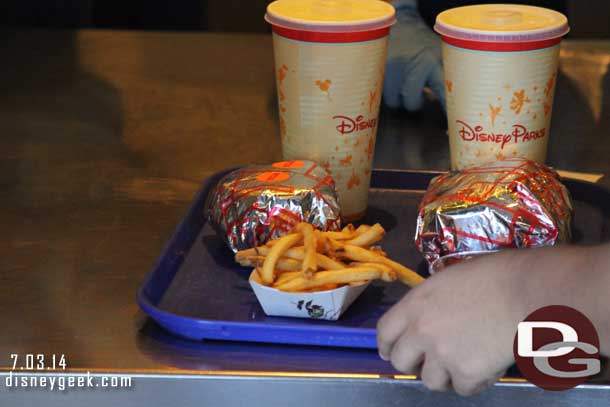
left=272, top=160, right=305, bottom=169
left=257, top=172, right=290, bottom=183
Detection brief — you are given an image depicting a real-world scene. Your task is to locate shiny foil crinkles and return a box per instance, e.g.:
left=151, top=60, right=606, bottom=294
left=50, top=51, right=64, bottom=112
left=206, top=160, right=341, bottom=252
left=415, top=158, right=573, bottom=265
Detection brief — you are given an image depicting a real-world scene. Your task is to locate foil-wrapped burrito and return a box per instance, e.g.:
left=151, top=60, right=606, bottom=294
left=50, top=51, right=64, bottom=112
left=415, top=158, right=573, bottom=265
left=206, top=160, right=341, bottom=252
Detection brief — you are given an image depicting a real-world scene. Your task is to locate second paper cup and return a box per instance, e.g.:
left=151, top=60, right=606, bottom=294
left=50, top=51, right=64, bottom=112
left=435, top=4, right=569, bottom=170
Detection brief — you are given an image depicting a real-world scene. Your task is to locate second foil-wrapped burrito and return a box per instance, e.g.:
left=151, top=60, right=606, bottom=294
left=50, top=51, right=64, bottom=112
left=415, top=158, right=573, bottom=265
left=206, top=160, right=341, bottom=252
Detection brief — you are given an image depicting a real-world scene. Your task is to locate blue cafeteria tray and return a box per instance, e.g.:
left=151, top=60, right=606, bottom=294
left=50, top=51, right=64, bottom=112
left=136, top=169, right=610, bottom=349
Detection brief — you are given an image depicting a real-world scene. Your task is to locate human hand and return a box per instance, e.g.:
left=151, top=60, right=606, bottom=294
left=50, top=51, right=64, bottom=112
left=383, top=0, right=445, bottom=111
left=377, top=244, right=609, bottom=395
left=377, top=251, right=526, bottom=396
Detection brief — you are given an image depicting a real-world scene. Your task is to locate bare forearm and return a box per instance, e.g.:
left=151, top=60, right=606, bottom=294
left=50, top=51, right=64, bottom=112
left=572, top=244, right=610, bottom=356
left=505, top=243, right=610, bottom=356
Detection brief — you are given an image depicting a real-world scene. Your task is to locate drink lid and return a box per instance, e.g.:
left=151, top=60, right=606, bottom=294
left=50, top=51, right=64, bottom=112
left=266, top=0, right=395, bottom=33
left=435, top=4, right=569, bottom=44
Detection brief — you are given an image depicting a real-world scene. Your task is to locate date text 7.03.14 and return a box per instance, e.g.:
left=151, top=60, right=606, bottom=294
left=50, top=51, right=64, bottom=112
left=10, top=354, right=67, bottom=371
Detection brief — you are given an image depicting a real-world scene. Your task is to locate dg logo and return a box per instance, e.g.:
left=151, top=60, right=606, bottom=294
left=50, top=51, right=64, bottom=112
left=514, top=305, right=601, bottom=391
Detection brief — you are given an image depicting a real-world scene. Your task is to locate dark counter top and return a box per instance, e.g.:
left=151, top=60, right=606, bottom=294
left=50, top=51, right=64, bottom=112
left=1, top=30, right=609, bottom=406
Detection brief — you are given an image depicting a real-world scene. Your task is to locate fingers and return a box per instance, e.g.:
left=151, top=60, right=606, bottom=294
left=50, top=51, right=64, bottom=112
left=451, top=375, right=489, bottom=397
left=486, top=369, right=506, bottom=388
left=376, top=296, right=412, bottom=360
left=420, top=358, right=451, bottom=392
left=384, top=23, right=444, bottom=112
left=400, top=49, right=442, bottom=112
left=450, top=368, right=505, bottom=397
left=399, top=50, right=428, bottom=111
left=379, top=309, right=503, bottom=396
left=383, top=58, right=406, bottom=109
left=388, top=329, right=425, bottom=374
left=428, top=62, right=446, bottom=111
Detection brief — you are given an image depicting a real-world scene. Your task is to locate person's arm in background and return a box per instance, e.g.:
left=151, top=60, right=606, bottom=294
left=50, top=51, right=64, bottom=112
left=383, top=0, right=445, bottom=111
left=377, top=243, right=610, bottom=396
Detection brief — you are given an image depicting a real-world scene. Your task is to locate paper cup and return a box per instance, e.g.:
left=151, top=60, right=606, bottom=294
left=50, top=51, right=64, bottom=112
left=249, top=270, right=370, bottom=320
left=434, top=5, right=569, bottom=170
left=265, top=0, right=396, bottom=221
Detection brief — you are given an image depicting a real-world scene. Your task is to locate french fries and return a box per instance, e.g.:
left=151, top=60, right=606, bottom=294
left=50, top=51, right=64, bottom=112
left=275, top=267, right=383, bottom=292
left=274, top=270, right=302, bottom=285
left=260, top=233, right=301, bottom=284
left=239, top=256, right=303, bottom=272
left=348, top=262, right=396, bottom=282
left=236, top=222, right=424, bottom=292
left=346, top=223, right=385, bottom=247
left=337, top=245, right=426, bottom=287
left=295, top=223, right=317, bottom=279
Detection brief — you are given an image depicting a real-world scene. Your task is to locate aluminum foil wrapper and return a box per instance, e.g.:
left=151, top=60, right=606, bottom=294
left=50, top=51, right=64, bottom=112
left=206, top=160, right=341, bottom=252
left=415, top=158, right=573, bottom=264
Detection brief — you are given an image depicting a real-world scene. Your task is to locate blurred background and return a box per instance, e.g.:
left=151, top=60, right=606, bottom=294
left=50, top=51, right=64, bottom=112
left=0, top=0, right=609, bottom=38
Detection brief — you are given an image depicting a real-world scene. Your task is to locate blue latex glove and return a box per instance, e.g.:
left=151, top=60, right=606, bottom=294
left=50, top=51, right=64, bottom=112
left=383, top=0, right=445, bottom=111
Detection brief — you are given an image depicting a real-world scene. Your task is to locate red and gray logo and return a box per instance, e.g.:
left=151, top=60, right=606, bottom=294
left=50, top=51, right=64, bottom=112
left=513, top=305, right=600, bottom=391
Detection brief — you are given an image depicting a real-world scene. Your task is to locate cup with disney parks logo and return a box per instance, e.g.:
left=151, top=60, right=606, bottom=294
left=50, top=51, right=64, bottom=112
left=434, top=4, right=569, bottom=170
left=265, top=0, right=396, bottom=221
